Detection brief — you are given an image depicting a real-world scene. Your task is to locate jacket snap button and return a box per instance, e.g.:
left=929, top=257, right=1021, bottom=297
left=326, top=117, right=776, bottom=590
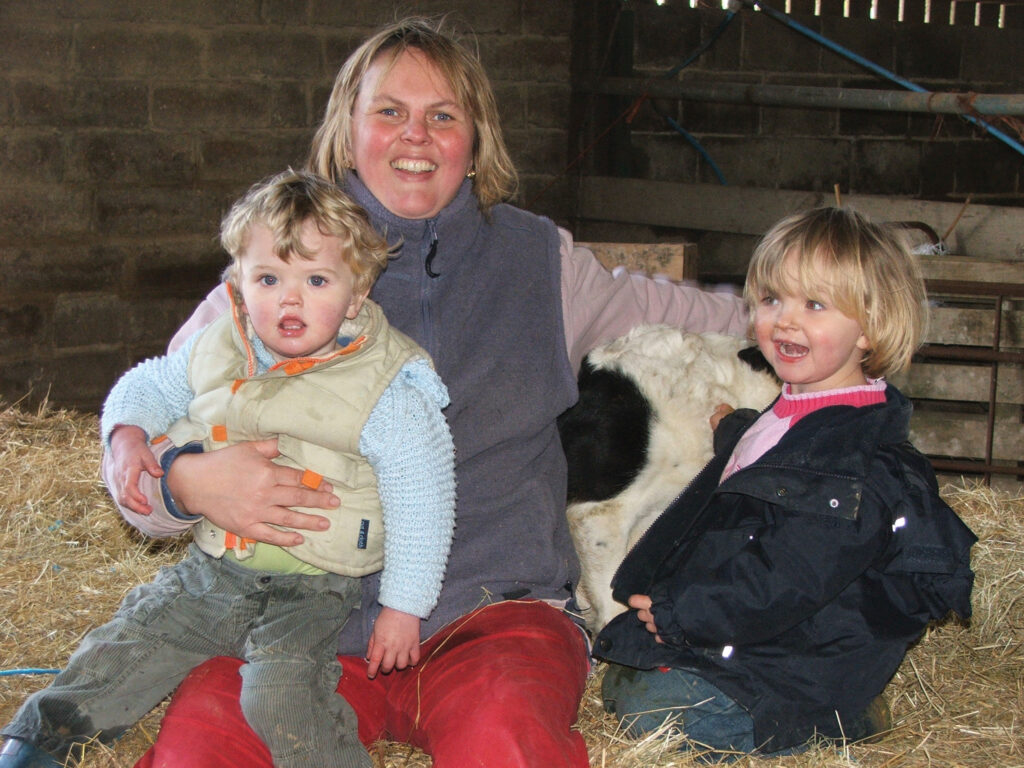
left=259, top=576, right=272, bottom=585
left=775, top=487, right=787, bottom=497
left=829, top=498, right=840, bottom=508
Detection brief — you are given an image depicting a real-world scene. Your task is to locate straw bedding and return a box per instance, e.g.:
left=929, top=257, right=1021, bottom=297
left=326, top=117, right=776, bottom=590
left=1, top=402, right=1021, bottom=767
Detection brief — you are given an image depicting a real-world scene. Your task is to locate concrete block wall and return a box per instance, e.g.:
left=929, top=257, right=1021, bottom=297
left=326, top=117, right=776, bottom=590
left=0, top=0, right=573, bottom=412
left=571, top=1, right=1024, bottom=278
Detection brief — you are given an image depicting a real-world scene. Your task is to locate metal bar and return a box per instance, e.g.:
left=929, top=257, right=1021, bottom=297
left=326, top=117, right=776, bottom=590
left=983, top=296, right=1005, bottom=483
left=916, top=345, right=1024, bottom=364
left=931, top=458, right=1024, bottom=477
left=926, top=279, right=1024, bottom=298
left=588, top=77, right=1024, bottom=116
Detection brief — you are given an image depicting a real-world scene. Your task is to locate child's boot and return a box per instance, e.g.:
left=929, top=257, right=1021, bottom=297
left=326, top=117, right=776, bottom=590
left=0, top=739, right=61, bottom=768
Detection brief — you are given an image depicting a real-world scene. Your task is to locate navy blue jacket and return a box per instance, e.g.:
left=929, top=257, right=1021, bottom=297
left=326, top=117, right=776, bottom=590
left=595, top=385, right=975, bottom=751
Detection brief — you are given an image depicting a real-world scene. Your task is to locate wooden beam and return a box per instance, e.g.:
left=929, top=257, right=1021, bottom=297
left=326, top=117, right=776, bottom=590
left=578, top=176, right=1024, bottom=261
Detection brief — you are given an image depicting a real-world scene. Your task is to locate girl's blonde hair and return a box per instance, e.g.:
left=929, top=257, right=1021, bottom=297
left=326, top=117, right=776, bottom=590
left=744, top=207, right=928, bottom=378
left=308, top=16, right=518, bottom=212
left=221, top=169, right=388, bottom=296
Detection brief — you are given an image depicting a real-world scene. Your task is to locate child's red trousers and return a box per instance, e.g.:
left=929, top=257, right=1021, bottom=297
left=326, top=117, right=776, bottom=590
left=134, top=600, right=590, bottom=768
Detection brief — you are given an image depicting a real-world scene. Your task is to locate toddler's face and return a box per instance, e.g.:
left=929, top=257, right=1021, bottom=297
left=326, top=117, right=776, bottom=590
left=752, top=254, right=869, bottom=394
left=237, top=221, right=367, bottom=362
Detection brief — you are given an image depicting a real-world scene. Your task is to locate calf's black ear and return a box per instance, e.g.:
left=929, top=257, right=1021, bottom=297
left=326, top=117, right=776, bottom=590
left=737, top=345, right=776, bottom=377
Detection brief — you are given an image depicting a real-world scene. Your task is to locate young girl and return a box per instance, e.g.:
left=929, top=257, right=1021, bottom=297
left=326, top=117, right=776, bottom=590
left=595, top=207, right=976, bottom=758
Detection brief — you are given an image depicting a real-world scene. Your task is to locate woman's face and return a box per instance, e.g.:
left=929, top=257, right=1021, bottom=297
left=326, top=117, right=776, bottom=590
left=350, top=48, right=476, bottom=220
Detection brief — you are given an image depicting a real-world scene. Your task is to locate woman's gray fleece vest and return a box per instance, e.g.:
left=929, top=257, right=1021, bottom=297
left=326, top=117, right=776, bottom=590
left=336, top=175, right=580, bottom=652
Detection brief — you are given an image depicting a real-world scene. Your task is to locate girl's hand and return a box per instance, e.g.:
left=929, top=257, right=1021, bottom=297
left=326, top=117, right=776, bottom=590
left=366, top=607, right=421, bottom=679
left=709, top=403, right=735, bottom=432
left=166, top=439, right=338, bottom=546
left=108, top=425, right=163, bottom=515
left=628, top=594, right=664, bottom=643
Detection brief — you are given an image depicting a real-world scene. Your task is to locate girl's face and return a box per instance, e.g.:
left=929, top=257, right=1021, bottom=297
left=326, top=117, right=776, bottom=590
left=349, top=48, right=476, bottom=220
left=237, top=221, right=367, bottom=362
left=753, top=253, right=870, bottom=394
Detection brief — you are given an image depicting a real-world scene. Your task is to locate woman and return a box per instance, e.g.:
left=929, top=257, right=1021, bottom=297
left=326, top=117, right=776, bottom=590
left=102, top=17, right=748, bottom=768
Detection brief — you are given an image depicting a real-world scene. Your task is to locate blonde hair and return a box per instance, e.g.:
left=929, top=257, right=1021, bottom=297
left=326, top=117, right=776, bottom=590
left=308, top=16, right=518, bottom=212
left=220, top=169, right=388, bottom=296
left=744, top=207, right=928, bottom=378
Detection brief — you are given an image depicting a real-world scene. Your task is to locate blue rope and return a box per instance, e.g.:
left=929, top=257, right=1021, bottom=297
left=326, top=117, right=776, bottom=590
left=0, top=668, right=61, bottom=677
left=666, top=115, right=729, bottom=185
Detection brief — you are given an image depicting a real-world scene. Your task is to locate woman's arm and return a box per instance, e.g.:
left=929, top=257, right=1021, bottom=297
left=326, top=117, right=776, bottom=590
left=559, top=229, right=749, bottom=373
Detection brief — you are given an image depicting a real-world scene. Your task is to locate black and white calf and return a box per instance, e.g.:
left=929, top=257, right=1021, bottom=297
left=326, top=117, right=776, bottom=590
left=558, top=326, right=780, bottom=633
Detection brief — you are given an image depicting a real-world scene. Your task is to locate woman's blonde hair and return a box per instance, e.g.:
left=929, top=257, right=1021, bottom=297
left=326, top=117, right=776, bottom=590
left=221, top=168, right=388, bottom=296
left=744, top=206, right=928, bottom=378
left=308, top=16, right=518, bottom=212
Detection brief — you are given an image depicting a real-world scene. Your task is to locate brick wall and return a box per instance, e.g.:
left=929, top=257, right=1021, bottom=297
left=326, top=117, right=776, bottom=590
left=570, top=1, right=1024, bottom=277
left=0, top=0, right=573, bottom=411
left=4, top=0, right=1020, bottom=410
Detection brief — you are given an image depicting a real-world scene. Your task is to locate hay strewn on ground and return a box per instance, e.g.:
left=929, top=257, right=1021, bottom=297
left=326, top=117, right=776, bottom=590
left=1, top=403, right=1021, bottom=768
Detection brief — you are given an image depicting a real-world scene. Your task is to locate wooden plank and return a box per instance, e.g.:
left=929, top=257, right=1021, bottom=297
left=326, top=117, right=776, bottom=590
left=581, top=241, right=696, bottom=282
left=578, top=177, right=1024, bottom=261
left=892, top=361, right=1024, bottom=405
left=926, top=305, right=1024, bottom=347
left=919, top=255, right=1024, bottom=285
left=909, top=406, right=1024, bottom=462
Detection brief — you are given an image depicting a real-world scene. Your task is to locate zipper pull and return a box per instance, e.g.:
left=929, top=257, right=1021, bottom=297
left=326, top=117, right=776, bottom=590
left=424, top=220, right=440, bottom=278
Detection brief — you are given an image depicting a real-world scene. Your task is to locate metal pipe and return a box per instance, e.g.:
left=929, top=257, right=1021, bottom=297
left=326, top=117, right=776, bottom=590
left=743, top=0, right=1024, bottom=158
left=588, top=77, right=1024, bottom=116
left=930, top=458, right=1024, bottom=477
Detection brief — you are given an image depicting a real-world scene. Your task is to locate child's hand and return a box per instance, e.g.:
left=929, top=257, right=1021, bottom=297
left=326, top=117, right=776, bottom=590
left=709, top=403, right=735, bottom=432
left=628, top=594, right=664, bottom=644
left=108, top=425, right=162, bottom=515
left=366, top=607, right=421, bottom=679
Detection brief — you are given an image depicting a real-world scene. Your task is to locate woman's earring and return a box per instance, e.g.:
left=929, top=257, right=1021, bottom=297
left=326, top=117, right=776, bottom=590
left=466, top=169, right=476, bottom=179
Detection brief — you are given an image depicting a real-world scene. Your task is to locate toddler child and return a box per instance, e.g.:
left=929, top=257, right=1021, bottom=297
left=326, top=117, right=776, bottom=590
left=1, top=169, right=456, bottom=768
left=596, top=206, right=976, bottom=759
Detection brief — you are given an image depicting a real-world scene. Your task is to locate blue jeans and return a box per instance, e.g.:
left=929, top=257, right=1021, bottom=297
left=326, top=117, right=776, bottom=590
left=602, top=664, right=762, bottom=761
left=3, top=545, right=367, bottom=768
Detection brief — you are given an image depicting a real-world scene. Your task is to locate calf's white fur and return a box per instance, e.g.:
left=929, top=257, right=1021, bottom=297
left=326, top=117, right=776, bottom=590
left=566, top=326, right=779, bottom=633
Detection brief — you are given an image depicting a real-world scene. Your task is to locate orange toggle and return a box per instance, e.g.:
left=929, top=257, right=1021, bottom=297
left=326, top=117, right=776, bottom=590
left=300, top=469, right=323, bottom=490
left=224, top=532, right=257, bottom=551
left=211, top=425, right=228, bottom=442
left=151, top=434, right=169, bottom=445
left=231, top=379, right=245, bottom=394
left=283, top=360, right=316, bottom=375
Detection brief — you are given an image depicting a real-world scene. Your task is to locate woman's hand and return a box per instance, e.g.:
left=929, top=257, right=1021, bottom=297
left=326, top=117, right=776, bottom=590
left=365, top=607, right=421, bottom=679
left=108, top=425, right=163, bottom=515
left=628, top=594, right=664, bottom=643
left=166, top=439, right=338, bottom=546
